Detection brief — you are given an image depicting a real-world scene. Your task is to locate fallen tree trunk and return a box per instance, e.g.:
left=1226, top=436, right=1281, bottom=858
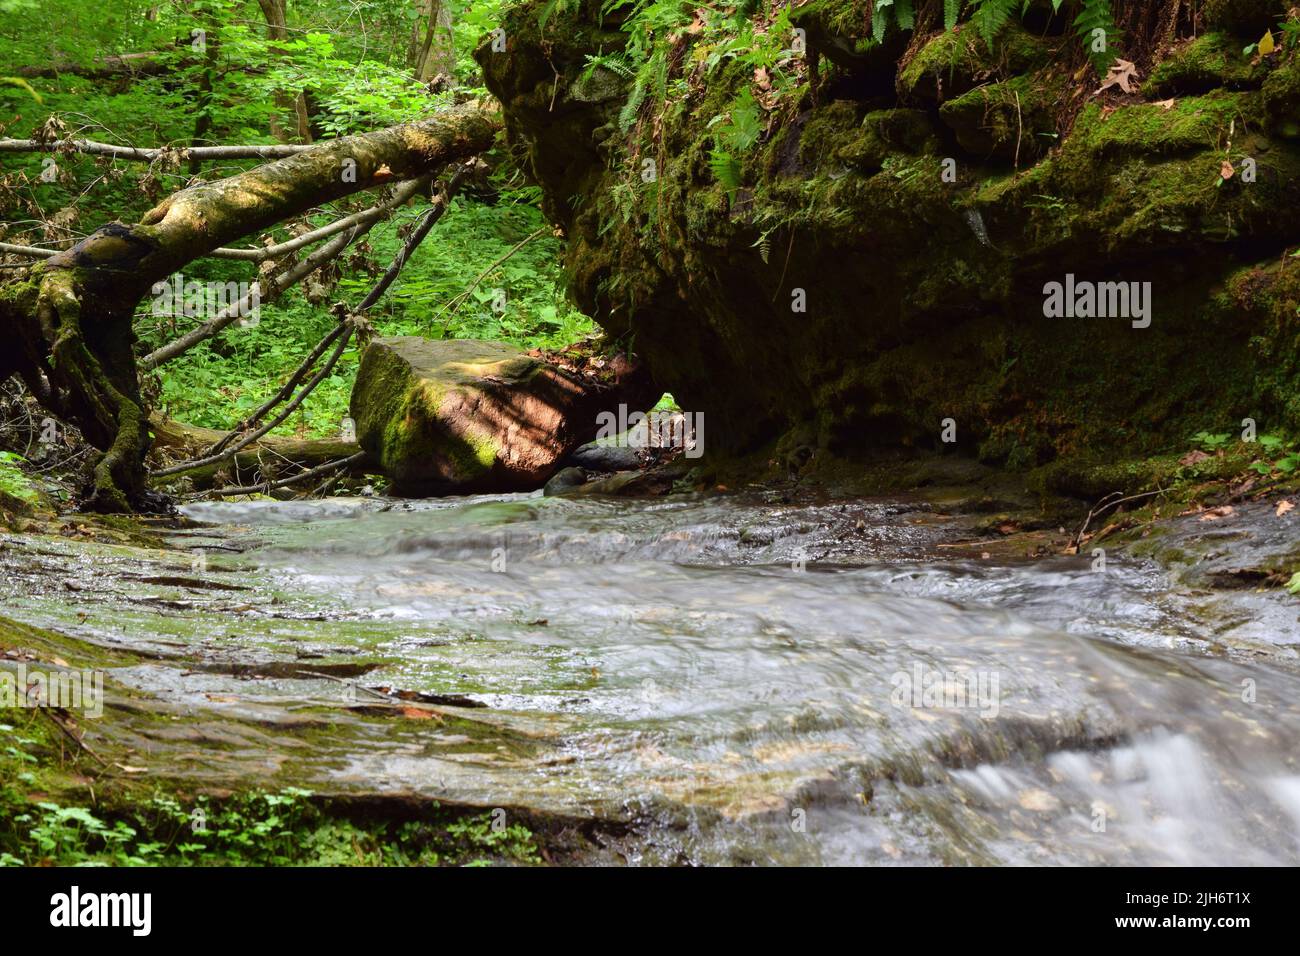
left=0, top=102, right=500, bottom=512
left=148, top=414, right=373, bottom=490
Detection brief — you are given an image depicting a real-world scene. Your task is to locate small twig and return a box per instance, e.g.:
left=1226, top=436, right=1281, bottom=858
left=1013, top=90, right=1023, bottom=170
left=39, top=708, right=109, bottom=768
left=1070, top=488, right=1166, bottom=550
left=434, top=227, right=545, bottom=323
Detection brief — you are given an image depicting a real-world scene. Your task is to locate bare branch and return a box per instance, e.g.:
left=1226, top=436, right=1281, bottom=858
left=138, top=176, right=430, bottom=370
left=206, top=183, right=435, bottom=261
left=0, top=137, right=312, bottom=162
left=152, top=322, right=355, bottom=477
left=199, top=451, right=367, bottom=498
left=0, top=242, right=56, bottom=259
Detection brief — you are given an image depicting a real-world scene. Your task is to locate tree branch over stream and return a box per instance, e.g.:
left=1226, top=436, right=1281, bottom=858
left=153, top=164, right=473, bottom=486
left=0, top=102, right=501, bottom=511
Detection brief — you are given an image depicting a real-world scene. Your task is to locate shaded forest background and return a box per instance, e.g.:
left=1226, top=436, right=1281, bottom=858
left=0, top=0, right=592, bottom=451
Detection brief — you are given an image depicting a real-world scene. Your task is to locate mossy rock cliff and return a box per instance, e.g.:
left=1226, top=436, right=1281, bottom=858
left=477, top=2, right=1300, bottom=489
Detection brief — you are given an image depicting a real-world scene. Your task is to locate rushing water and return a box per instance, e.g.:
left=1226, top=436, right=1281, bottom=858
left=8, top=491, right=1300, bottom=864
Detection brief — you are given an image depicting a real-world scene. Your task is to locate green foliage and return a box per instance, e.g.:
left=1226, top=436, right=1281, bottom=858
left=1188, top=430, right=1300, bottom=478
left=0, top=452, right=41, bottom=506
left=944, top=0, right=961, bottom=30
left=1191, top=430, right=1232, bottom=451
left=873, top=0, right=915, bottom=41
left=0, top=717, right=543, bottom=866
left=1071, top=0, right=1118, bottom=74
left=2, top=0, right=598, bottom=439
left=969, top=0, right=1016, bottom=47
left=929, top=1, right=1119, bottom=74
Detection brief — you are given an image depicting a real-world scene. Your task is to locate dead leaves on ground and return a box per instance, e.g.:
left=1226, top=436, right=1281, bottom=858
left=1096, top=59, right=1140, bottom=96
left=1194, top=505, right=1236, bottom=522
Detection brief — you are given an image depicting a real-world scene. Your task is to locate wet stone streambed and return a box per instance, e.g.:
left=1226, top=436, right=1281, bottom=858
left=3, top=490, right=1300, bottom=865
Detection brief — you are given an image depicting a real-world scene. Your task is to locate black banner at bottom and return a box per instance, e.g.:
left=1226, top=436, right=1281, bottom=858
left=0, top=866, right=1282, bottom=942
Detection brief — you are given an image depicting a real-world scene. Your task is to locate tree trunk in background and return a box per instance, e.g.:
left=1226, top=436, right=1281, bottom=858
left=187, top=13, right=220, bottom=174
left=409, top=0, right=454, bottom=84
left=257, top=0, right=312, bottom=144
left=0, top=104, right=500, bottom=512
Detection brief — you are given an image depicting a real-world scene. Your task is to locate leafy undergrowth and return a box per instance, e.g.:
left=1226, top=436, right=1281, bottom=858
left=0, top=713, right=543, bottom=867
left=146, top=195, right=596, bottom=441
left=0, top=451, right=43, bottom=511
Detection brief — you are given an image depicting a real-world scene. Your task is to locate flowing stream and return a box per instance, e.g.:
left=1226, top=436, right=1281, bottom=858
left=6, top=490, right=1300, bottom=865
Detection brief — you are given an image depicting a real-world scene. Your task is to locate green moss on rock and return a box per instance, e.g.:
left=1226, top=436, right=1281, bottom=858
left=1147, top=32, right=1270, bottom=96
left=899, top=23, right=1053, bottom=105
left=939, top=72, right=1063, bottom=162
left=1263, top=57, right=1300, bottom=138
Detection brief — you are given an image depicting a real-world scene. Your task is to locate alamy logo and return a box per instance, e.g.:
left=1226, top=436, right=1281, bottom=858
left=1042, top=274, right=1151, bottom=329
left=151, top=274, right=261, bottom=327
left=890, top=662, right=1001, bottom=718
left=0, top=664, right=104, bottom=718
left=595, top=404, right=704, bottom=459
left=49, top=886, right=151, bottom=936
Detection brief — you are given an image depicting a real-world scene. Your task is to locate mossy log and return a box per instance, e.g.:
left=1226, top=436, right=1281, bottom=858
left=0, top=103, right=500, bottom=512
left=147, top=414, right=374, bottom=491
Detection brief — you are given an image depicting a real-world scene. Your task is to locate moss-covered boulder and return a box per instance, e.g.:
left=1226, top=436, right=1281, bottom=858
left=899, top=23, right=1052, bottom=105
left=938, top=73, right=1062, bottom=162
left=1147, top=32, right=1271, bottom=96
left=350, top=337, right=654, bottom=496
left=476, top=0, right=1300, bottom=485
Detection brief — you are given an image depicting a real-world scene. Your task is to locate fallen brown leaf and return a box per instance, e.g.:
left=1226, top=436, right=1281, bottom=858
left=1096, top=58, right=1140, bottom=95
left=399, top=706, right=437, bottom=720
left=1199, top=505, right=1236, bottom=521
left=1277, top=500, right=1294, bottom=518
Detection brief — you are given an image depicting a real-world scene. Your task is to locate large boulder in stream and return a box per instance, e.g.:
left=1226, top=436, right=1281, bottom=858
left=350, top=336, right=656, bottom=495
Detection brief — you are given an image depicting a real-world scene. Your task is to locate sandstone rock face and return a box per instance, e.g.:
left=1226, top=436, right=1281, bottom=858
left=350, top=337, right=654, bottom=496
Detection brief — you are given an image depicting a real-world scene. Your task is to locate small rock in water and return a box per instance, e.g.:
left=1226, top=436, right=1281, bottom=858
left=544, top=467, right=588, bottom=496
left=569, top=441, right=642, bottom=472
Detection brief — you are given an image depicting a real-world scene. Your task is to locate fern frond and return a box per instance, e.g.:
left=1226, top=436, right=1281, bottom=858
left=618, top=75, right=647, bottom=134
left=943, top=0, right=961, bottom=31
left=1073, top=0, right=1119, bottom=74
left=896, top=0, right=915, bottom=31
left=872, top=1, right=892, bottom=42
left=970, top=0, right=1016, bottom=47
left=581, top=52, right=635, bottom=81
left=709, top=149, right=742, bottom=192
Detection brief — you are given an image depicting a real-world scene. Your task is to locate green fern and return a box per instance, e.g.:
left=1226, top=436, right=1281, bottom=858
left=581, top=52, right=636, bottom=81
left=873, top=0, right=916, bottom=41
left=1073, top=0, right=1119, bottom=74
left=963, top=0, right=1116, bottom=74
left=970, top=0, right=1017, bottom=47
left=944, top=0, right=962, bottom=31
left=708, top=149, right=742, bottom=192
left=618, top=75, right=648, bottom=134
